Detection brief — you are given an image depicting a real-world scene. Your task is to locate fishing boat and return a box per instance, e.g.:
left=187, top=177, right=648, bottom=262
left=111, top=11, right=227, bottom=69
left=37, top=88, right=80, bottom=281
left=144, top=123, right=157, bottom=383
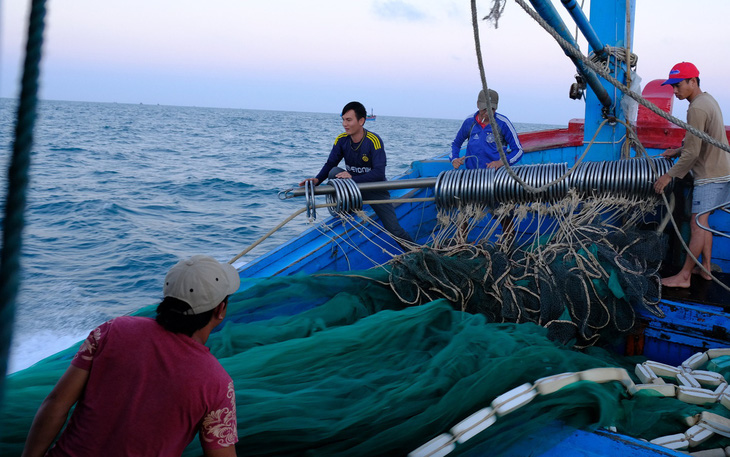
left=3, top=0, right=730, bottom=456
left=367, top=108, right=376, bottom=121
left=228, top=0, right=730, bottom=455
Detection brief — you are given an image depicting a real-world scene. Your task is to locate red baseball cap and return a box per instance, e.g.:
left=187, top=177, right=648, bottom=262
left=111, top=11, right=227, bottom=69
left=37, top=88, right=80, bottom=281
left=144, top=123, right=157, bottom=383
left=661, top=62, right=700, bottom=86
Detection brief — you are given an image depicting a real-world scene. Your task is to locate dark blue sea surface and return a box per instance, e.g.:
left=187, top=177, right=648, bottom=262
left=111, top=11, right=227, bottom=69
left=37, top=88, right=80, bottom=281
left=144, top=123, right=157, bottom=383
left=0, top=99, right=558, bottom=372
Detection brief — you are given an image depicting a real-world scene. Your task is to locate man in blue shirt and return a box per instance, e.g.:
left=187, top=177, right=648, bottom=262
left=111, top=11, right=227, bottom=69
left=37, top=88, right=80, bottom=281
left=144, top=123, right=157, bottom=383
left=300, top=101, right=413, bottom=245
left=450, top=89, right=523, bottom=245
left=450, top=89, right=523, bottom=169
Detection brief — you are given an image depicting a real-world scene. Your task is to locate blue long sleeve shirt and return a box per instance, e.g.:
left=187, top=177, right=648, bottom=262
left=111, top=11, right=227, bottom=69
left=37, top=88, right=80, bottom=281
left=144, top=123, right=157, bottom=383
left=315, top=130, right=387, bottom=184
left=450, top=112, right=524, bottom=169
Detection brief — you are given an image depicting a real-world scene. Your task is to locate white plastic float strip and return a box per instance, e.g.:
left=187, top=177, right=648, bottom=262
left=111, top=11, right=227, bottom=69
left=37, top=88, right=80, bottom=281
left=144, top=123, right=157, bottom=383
left=408, top=347, right=730, bottom=457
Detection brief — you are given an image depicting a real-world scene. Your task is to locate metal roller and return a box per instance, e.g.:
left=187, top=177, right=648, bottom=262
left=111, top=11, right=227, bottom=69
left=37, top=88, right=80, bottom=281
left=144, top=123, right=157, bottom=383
left=326, top=178, right=362, bottom=216
left=319, top=158, right=675, bottom=214
left=433, top=158, right=673, bottom=210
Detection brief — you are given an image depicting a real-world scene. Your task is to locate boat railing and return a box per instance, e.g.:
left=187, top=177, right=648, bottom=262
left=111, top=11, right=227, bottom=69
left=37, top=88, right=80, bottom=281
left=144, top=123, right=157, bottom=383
left=697, top=201, right=730, bottom=240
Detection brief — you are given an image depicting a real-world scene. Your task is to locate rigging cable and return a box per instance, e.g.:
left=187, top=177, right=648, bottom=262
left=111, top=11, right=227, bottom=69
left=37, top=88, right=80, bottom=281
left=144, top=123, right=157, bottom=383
left=0, top=0, right=48, bottom=403
left=513, top=0, right=730, bottom=155
left=508, top=0, right=730, bottom=293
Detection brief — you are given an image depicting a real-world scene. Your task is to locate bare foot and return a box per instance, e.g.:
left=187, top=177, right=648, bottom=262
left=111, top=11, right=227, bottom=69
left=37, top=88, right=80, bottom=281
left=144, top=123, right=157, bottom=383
left=661, top=272, right=691, bottom=288
left=691, top=266, right=713, bottom=280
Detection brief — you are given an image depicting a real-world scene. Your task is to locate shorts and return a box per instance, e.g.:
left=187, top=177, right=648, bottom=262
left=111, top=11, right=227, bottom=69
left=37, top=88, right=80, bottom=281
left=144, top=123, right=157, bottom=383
left=692, top=181, right=730, bottom=214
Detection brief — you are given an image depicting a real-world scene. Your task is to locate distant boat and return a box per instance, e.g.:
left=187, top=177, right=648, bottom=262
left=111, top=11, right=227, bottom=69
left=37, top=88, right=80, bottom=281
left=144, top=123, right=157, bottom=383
left=366, top=109, right=376, bottom=121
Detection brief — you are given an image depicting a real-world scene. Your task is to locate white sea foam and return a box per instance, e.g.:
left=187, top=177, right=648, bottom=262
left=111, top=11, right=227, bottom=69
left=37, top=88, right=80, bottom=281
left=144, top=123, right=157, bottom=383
left=8, top=330, right=86, bottom=374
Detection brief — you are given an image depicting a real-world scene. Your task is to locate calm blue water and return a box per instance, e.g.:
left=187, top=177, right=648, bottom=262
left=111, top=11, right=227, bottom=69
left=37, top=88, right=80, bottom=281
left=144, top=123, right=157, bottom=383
left=0, top=99, right=556, bottom=372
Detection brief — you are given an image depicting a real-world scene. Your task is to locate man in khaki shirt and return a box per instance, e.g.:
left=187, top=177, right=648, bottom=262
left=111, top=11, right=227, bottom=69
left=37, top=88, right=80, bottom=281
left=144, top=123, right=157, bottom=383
left=654, top=62, right=730, bottom=288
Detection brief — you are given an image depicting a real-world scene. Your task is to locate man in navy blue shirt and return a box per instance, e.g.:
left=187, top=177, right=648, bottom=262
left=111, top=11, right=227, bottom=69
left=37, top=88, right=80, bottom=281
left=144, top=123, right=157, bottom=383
left=300, top=101, right=413, bottom=245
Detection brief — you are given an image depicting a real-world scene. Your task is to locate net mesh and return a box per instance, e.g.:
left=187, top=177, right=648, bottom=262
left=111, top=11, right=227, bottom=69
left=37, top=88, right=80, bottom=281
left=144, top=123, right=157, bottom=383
left=389, top=225, right=665, bottom=348
left=2, top=266, right=729, bottom=456
left=1, top=194, right=721, bottom=456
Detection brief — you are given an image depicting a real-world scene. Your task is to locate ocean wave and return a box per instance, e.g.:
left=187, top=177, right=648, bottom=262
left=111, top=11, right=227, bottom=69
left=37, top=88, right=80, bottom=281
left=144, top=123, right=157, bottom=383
left=0, top=98, right=548, bottom=372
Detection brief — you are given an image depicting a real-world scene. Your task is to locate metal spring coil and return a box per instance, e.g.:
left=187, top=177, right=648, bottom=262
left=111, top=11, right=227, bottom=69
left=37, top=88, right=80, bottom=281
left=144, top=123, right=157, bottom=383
left=326, top=178, right=363, bottom=216
left=434, top=157, right=674, bottom=210
left=304, top=179, right=317, bottom=219
left=435, top=163, right=569, bottom=208
left=569, top=157, right=673, bottom=199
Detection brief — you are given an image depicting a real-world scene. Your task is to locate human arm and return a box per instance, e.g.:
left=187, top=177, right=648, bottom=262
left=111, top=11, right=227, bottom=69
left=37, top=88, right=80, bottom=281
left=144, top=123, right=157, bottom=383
left=665, top=106, right=708, bottom=179
left=654, top=174, right=672, bottom=194
left=450, top=118, right=472, bottom=165
left=199, top=379, right=238, bottom=456
left=655, top=143, right=681, bottom=193
left=203, top=445, right=237, bottom=457
left=498, top=115, right=524, bottom=165
left=333, top=170, right=352, bottom=179
left=298, top=177, right=319, bottom=186
left=312, top=135, right=346, bottom=184
left=22, top=365, right=89, bottom=457
left=661, top=147, right=681, bottom=159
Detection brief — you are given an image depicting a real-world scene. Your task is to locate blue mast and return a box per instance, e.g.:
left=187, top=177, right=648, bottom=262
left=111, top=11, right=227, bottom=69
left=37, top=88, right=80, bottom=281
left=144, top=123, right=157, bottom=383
left=530, top=0, right=636, bottom=161
left=528, top=0, right=613, bottom=112
left=561, top=0, right=608, bottom=60
left=577, top=0, right=636, bottom=160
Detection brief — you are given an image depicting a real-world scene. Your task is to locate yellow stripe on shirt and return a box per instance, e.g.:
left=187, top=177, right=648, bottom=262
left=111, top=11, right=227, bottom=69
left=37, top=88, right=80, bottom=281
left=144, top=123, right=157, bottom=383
left=333, top=133, right=348, bottom=146
left=366, top=132, right=382, bottom=150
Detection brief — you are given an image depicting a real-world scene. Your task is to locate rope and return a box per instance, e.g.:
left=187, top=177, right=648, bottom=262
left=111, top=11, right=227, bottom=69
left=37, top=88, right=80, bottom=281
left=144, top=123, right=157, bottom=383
left=229, top=194, right=433, bottom=265
left=513, top=0, right=730, bottom=154
left=659, top=190, right=730, bottom=294
left=391, top=188, right=666, bottom=347
left=478, top=1, right=730, bottom=294
left=326, top=179, right=362, bottom=216
left=482, top=0, right=507, bottom=28
left=0, top=0, right=47, bottom=402
left=417, top=9, right=675, bottom=331
left=470, top=0, right=503, bottom=163
left=624, top=0, right=633, bottom=88
left=229, top=207, right=311, bottom=264
left=304, top=179, right=316, bottom=220
left=471, top=0, right=607, bottom=196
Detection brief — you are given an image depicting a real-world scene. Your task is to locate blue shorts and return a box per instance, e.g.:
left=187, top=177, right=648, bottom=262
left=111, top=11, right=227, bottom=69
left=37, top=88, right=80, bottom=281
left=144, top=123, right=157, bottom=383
left=692, top=181, right=730, bottom=214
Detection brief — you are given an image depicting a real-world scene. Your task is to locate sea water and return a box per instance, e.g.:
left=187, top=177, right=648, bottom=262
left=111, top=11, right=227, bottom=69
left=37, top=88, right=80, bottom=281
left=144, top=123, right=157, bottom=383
left=0, top=99, right=558, bottom=373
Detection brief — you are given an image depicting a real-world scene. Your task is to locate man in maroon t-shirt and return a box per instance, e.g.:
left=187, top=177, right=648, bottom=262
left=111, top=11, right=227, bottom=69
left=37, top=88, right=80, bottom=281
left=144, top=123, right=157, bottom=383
left=22, top=255, right=240, bottom=457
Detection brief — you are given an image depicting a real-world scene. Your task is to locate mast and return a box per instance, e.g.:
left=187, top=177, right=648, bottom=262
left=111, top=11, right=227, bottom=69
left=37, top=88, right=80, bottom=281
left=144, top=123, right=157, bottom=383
left=578, top=0, right=636, bottom=160
left=528, top=0, right=613, bottom=113
left=530, top=0, right=636, bottom=161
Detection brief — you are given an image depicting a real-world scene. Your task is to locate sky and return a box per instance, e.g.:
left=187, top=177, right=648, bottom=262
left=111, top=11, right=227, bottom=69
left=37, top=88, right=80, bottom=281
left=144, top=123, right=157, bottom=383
left=2, top=0, right=730, bottom=125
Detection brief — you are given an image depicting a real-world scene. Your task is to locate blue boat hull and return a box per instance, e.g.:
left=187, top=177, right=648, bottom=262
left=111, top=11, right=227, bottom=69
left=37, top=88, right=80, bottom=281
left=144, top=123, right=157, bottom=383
left=234, top=81, right=730, bottom=456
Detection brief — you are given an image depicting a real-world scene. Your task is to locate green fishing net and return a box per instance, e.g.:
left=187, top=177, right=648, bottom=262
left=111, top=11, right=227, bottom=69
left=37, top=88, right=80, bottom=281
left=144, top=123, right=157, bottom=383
left=389, top=224, right=665, bottom=348
left=2, top=240, right=727, bottom=456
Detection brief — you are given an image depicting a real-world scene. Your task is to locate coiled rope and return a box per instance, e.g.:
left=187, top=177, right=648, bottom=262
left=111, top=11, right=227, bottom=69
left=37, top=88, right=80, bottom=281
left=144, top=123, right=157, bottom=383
left=304, top=179, right=317, bottom=220
left=473, top=0, right=730, bottom=202
left=0, top=0, right=47, bottom=402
